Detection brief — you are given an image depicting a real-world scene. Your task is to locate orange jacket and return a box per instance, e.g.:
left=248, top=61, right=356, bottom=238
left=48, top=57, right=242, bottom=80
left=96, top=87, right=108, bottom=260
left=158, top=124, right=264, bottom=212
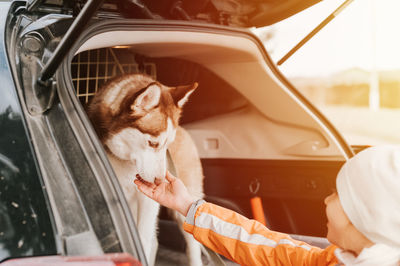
left=183, top=200, right=339, bottom=266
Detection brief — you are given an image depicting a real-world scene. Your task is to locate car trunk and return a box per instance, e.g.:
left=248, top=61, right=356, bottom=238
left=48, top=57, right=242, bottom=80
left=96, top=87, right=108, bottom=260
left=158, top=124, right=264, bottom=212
left=63, top=22, right=351, bottom=241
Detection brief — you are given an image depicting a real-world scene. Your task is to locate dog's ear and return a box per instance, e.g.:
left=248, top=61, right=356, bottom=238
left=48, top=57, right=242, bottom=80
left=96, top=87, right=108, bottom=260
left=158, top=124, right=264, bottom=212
left=131, top=83, right=161, bottom=115
left=171, top=82, right=198, bottom=108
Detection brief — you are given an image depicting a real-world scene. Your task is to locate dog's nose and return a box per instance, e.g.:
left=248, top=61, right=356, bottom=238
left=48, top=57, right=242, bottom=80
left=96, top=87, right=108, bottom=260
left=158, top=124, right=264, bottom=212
left=154, top=177, right=162, bottom=185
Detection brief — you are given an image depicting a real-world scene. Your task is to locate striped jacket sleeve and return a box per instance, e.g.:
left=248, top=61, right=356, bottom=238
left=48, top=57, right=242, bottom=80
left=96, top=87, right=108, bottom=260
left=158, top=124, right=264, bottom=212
left=183, top=200, right=338, bottom=266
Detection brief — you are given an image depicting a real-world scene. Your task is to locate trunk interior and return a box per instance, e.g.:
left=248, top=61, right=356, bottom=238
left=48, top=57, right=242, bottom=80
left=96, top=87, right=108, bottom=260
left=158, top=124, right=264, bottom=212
left=69, top=26, right=346, bottom=255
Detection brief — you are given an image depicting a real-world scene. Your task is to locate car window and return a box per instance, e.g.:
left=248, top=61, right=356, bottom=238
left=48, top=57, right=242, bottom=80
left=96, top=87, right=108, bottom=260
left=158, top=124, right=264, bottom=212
left=0, top=107, right=56, bottom=262
left=259, top=0, right=400, bottom=148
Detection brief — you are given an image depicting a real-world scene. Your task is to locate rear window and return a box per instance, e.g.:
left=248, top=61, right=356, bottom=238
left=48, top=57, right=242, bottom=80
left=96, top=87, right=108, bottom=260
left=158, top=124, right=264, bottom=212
left=0, top=107, right=56, bottom=261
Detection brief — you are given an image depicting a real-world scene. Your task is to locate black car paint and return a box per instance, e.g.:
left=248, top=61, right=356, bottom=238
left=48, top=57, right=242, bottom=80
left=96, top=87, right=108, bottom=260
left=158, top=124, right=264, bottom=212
left=0, top=2, right=57, bottom=261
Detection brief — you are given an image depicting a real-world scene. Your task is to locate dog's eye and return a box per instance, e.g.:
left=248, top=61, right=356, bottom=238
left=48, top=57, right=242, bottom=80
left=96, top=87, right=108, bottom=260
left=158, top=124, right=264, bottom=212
left=148, top=140, right=159, bottom=148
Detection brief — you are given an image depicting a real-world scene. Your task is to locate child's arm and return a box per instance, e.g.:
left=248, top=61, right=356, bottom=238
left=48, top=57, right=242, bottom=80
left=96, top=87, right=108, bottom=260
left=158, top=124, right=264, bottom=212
left=183, top=201, right=338, bottom=265
left=135, top=172, right=338, bottom=265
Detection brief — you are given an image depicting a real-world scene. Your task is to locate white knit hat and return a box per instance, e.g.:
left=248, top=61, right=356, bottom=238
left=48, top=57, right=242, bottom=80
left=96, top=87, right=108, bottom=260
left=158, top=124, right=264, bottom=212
left=336, top=145, right=400, bottom=248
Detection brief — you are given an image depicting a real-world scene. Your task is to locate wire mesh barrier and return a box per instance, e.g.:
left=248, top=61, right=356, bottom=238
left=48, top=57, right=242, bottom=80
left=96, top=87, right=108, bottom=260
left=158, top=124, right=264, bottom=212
left=71, top=47, right=157, bottom=105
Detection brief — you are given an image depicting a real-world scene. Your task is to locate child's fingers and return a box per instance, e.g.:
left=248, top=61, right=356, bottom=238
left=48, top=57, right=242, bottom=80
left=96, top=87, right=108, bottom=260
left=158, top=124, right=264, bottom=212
left=134, top=179, right=155, bottom=197
left=165, top=171, right=177, bottom=183
left=135, top=174, right=156, bottom=188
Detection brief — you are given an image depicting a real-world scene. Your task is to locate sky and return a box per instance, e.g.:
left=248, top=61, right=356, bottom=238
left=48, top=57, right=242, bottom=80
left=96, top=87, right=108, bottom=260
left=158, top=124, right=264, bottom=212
left=258, top=0, right=400, bottom=77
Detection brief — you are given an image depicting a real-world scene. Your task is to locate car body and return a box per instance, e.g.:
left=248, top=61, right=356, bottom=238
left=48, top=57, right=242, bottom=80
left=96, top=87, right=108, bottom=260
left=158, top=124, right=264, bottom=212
left=0, top=0, right=354, bottom=265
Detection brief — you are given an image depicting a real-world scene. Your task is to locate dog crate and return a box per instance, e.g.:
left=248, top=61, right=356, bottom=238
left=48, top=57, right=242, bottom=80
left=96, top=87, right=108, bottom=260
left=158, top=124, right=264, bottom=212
left=71, top=47, right=248, bottom=124
left=71, top=47, right=157, bottom=105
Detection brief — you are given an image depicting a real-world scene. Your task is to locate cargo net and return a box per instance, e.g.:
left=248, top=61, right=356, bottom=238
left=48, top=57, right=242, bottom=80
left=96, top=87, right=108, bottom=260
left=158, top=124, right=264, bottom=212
left=71, top=47, right=157, bottom=106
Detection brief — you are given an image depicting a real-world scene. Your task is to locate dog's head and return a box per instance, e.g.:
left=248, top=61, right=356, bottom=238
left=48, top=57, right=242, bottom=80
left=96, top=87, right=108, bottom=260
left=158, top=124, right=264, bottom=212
left=88, top=74, right=197, bottom=183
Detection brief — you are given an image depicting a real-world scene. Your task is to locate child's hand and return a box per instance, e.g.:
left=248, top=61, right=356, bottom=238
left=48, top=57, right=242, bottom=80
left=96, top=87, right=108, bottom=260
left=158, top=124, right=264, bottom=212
left=134, top=171, right=195, bottom=216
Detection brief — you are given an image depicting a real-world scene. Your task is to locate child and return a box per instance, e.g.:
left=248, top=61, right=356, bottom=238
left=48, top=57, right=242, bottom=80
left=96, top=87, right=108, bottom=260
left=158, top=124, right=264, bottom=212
left=135, top=145, right=400, bottom=265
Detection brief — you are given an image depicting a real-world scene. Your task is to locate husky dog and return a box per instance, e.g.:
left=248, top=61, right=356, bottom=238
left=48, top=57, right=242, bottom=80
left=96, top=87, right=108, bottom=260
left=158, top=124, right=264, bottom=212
left=87, top=74, right=203, bottom=265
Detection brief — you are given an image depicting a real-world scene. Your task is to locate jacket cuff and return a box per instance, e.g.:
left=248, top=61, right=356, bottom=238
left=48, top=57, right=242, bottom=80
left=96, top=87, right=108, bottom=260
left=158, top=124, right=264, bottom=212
left=185, top=199, right=205, bottom=226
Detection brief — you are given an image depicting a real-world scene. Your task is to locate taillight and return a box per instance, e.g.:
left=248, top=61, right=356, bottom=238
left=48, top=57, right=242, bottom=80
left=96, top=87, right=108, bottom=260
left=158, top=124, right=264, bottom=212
left=1, top=253, right=142, bottom=266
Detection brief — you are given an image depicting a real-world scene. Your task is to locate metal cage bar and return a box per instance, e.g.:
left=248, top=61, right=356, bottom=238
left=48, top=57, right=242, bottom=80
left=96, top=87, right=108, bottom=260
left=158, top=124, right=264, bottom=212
left=71, top=48, right=157, bottom=105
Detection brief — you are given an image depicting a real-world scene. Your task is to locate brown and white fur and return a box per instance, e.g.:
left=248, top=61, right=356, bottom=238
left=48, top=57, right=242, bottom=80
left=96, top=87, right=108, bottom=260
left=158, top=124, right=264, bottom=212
left=87, top=74, right=203, bottom=265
